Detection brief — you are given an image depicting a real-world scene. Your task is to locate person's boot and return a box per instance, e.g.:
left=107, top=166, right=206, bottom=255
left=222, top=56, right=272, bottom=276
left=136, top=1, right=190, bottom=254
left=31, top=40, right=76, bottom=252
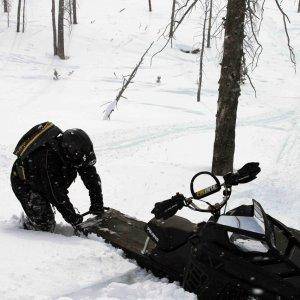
left=21, top=213, right=55, bottom=232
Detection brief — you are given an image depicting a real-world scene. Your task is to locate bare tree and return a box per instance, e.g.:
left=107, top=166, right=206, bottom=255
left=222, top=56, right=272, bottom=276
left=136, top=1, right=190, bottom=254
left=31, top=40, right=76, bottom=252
left=197, top=0, right=209, bottom=102
left=51, top=0, right=58, bottom=55
left=169, top=0, right=176, bottom=47
left=72, top=0, right=77, bottom=24
left=22, top=0, right=26, bottom=32
left=68, top=0, right=72, bottom=25
left=212, top=0, right=247, bottom=175
left=3, top=0, right=8, bottom=12
left=274, top=0, right=296, bottom=70
left=212, top=0, right=295, bottom=175
left=148, top=0, right=152, bottom=12
left=152, top=0, right=199, bottom=61
left=17, top=0, right=21, bottom=32
left=6, top=1, right=10, bottom=27
left=103, top=43, right=154, bottom=120
left=57, top=0, right=65, bottom=59
left=3, top=0, right=11, bottom=27
left=206, top=0, right=213, bottom=48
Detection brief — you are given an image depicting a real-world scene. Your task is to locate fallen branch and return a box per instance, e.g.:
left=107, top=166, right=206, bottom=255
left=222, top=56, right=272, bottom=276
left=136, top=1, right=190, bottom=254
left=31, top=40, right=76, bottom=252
left=103, top=42, right=154, bottom=120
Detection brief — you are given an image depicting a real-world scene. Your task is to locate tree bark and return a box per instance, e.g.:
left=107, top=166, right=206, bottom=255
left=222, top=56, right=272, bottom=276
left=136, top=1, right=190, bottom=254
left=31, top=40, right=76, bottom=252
left=197, top=0, right=209, bottom=102
left=7, top=9, right=10, bottom=27
left=51, top=0, right=58, bottom=55
left=3, top=0, right=8, bottom=12
left=148, top=0, right=152, bottom=12
left=57, top=0, right=65, bottom=59
left=169, top=0, right=176, bottom=47
left=17, top=0, right=22, bottom=32
left=72, top=0, right=77, bottom=24
left=206, top=0, right=213, bottom=48
left=212, top=0, right=246, bottom=175
left=22, top=0, right=25, bottom=33
left=68, top=0, right=72, bottom=25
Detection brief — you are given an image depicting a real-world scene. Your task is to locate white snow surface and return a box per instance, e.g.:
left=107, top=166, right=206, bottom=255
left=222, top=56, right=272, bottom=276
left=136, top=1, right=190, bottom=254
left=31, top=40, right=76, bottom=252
left=0, top=0, right=299, bottom=299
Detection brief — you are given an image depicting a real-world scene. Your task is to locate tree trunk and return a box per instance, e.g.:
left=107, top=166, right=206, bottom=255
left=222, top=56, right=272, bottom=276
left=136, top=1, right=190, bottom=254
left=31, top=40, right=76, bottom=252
left=51, top=0, right=58, bottom=55
left=3, top=0, right=8, bottom=12
left=72, top=0, right=77, bottom=24
left=17, top=0, right=22, bottom=32
left=298, top=0, right=300, bottom=13
left=68, top=0, right=72, bottom=25
left=57, top=0, right=65, bottom=59
left=22, top=0, right=25, bottom=33
left=206, top=0, right=213, bottom=48
left=7, top=9, right=10, bottom=27
left=212, top=0, right=246, bottom=175
left=148, top=0, right=152, bottom=12
left=197, top=0, right=209, bottom=102
left=169, top=0, right=176, bottom=47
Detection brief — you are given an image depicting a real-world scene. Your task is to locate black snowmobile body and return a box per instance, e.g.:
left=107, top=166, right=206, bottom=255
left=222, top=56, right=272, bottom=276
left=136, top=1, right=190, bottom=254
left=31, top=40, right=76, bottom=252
left=79, top=163, right=300, bottom=299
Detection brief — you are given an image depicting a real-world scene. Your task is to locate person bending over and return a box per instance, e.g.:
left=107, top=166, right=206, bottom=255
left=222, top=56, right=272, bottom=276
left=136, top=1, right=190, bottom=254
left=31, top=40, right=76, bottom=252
left=11, top=122, right=104, bottom=232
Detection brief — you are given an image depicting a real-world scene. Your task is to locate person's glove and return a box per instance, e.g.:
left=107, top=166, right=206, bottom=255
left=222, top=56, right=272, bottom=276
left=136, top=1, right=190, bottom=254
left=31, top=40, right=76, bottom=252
left=70, top=213, right=83, bottom=227
left=89, top=203, right=104, bottom=216
left=74, top=223, right=89, bottom=236
left=223, top=162, right=260, bottom=186
left=70, top=214, right=90, bottom=236
left=151, top=193, right=185, bottom=220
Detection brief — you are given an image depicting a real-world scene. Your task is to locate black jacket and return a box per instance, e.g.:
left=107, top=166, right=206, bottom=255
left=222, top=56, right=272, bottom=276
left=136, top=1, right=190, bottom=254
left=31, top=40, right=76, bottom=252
left=13, top=138, right=103, bottom=224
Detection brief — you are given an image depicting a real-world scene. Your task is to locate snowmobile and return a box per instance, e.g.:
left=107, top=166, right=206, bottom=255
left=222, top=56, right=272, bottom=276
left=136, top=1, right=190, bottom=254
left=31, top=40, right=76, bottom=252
left=78, top=163, right=300, bottom=299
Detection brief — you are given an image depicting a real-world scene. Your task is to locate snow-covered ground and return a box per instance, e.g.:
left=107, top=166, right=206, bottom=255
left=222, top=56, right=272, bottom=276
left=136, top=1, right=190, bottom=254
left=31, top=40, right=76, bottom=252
left=0, top=0, right=299, bottom=299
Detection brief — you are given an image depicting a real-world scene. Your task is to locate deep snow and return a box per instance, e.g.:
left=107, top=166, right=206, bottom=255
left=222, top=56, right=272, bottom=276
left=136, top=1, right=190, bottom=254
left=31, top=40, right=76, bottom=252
left=0, top=0, right=299, bottom=299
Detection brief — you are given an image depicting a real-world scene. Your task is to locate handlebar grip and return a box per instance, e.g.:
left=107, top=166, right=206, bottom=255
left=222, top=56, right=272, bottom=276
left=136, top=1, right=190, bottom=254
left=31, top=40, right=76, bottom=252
left=151, top=193, right=185, bottom=220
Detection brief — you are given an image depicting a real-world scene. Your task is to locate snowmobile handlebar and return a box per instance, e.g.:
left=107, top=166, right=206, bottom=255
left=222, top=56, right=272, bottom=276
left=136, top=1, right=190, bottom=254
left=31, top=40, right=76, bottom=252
left=152, top=162, right=261, bottom=219
left=187, top=162, right=260, bottom=214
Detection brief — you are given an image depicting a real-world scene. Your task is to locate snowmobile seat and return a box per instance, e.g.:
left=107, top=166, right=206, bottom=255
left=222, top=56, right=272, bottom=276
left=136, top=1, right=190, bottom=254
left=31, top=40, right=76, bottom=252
left=146, top=216, right=196, bottom=251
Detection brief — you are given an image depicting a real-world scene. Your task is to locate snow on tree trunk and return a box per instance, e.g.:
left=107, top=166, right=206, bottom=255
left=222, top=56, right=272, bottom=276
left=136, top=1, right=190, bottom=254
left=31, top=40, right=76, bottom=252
left=212, top=0, right=246, bottom=175
left=57, top=0, right=65, bottom=59
left=103, top=100, right=118, bottom=120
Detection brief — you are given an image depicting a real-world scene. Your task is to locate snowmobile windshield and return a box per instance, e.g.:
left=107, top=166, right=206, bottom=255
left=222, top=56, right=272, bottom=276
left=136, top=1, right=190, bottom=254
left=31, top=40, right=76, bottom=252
left=217, top=200, right=271, bottom=253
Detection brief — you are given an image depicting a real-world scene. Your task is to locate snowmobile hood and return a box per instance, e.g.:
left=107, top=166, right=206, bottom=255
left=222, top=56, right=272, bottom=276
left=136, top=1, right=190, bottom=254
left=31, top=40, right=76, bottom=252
left=194, top=200, right=300, bottom=298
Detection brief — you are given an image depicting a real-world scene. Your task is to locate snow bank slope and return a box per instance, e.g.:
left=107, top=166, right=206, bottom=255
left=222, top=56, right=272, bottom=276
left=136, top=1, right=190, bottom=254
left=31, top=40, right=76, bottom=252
left=0, top=0, right=299, bottom=299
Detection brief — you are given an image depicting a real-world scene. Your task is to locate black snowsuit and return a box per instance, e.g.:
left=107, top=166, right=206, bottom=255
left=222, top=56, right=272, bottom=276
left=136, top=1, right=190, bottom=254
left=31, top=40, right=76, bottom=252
left=11, top=137, right=103, bottom=231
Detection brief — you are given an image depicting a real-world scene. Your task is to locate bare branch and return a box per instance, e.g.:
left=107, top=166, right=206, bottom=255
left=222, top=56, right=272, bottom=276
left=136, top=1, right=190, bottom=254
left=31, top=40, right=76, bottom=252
left=245, top=0, right=263, bottom=69
left=151, top=0, right=199, bottom=62
left=103, top=42, right=154, bottom=120
left=274, top=0, right=296, bottom=71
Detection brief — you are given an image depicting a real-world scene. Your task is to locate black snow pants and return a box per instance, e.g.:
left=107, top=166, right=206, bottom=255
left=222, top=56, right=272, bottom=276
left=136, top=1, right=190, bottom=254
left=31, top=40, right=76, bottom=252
left=11, top=165, right=56, bottom=232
